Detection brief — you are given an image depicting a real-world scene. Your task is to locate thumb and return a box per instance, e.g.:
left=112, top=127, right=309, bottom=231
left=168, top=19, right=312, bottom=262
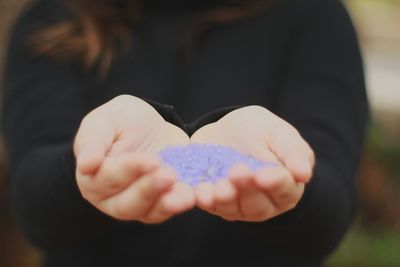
left=268, top=123, right=315, bottom=183
left=74, top=111, right=115, bottom=175
left=280, top=151, right=314, bottom=183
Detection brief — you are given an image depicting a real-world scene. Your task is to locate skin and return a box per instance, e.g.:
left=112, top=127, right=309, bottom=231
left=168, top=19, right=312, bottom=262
left=74, top=96, right=315, bottom=223
left=74, top=95, right=193, bottom=223
left=191, top=106, right=315, bottom=221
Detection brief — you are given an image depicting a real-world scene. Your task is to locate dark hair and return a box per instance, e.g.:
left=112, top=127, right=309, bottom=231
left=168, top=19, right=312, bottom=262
left=31, top=0, right=273, bottom=75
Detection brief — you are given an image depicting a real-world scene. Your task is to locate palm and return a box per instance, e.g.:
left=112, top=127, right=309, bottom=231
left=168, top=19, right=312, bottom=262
left=191, top=106, right=282, bottom=163
left=103, top=96, right=190, bottom=157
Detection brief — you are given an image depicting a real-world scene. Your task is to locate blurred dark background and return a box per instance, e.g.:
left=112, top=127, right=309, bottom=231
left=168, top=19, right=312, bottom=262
left=0, top=0, right=399, bottom=266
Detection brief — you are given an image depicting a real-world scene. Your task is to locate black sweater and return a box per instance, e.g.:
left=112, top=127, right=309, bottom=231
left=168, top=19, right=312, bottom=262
left=2, top=0, right=368, bottom=266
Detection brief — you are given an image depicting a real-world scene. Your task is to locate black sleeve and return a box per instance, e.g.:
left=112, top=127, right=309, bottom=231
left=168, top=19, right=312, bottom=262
left=0, top=1, right=175, bottom=250
left=1, top=1, right=114, bottom=250
left=265, top=0, right=368, bottom=259
left=190, top=0, right=368, bottom=260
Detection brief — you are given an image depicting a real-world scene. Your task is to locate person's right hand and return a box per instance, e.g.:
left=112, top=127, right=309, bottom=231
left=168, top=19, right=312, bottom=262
left=73, top=95, right=193, bottom=223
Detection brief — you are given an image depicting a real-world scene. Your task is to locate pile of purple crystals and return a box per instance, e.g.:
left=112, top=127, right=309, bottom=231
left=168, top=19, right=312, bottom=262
left=158, top=143, right=275, bottom=186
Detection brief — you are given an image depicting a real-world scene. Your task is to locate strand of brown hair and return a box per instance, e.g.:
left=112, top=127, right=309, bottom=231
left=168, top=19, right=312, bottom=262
left=30, top=0, right=274, bottom=77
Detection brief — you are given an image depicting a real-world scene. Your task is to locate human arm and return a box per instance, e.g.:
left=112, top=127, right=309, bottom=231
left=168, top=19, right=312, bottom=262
left=269, top=0, right=368, bottom=257
left=190, top=0, right=368, bottom=258
left=1, top=2, right=192, bottom=249
left=74, top=95, right=193, bottom=223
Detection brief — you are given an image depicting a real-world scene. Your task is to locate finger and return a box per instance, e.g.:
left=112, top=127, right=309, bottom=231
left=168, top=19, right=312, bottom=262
left=229, top=164, right=275, bottom=221
left=228, top=163, right=253, bottom=186
left=74, top=109, right=115, bottom=175
left=159, top=182, right=195, bottom=213
left=214, top=179, right=241, bottom=220
left=98, top=166, right=176, bottom=221
left=143, top=182, right=195, bottom=223
left=214, top=179, right=237, bottom=203
left=268, top=123, right=315, bottom=183
left=239, top=189, right=274, bottom=221
left=195, top=182, right=216, bottom=212
left=106, top=135, right=138, bottom=157
left=254, top=166, right=304, bottom=212
left=81, top=152, right=161, bottom=201
left=249, top=145, right=281, bottom=163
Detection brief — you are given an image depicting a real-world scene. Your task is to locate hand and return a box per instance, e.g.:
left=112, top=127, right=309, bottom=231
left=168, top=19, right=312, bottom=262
left=190, top=105, right=315, bottom=221
left=74, top=95, right=194, bottom=223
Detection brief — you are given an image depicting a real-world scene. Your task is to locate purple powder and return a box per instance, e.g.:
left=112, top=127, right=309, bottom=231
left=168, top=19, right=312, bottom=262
left=158, top=143, right=277, bottom=186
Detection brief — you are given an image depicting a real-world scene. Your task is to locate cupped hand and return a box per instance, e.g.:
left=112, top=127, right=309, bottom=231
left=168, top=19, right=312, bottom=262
left=190, top=105, right=315, bottom=221
left=74, top=95, right=193, bottom=223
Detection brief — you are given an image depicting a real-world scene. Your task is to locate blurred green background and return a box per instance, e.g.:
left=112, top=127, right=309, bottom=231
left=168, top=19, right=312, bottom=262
left=0, top=0, right=399, bottom=266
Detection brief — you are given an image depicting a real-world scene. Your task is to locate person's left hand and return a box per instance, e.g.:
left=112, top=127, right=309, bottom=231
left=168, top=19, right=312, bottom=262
left=190, top=105, right=315, bottom=222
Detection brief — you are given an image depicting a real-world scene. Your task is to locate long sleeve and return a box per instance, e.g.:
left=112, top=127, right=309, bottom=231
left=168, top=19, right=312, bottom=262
left=1, top=1, right=115, bottom=249
left=186, top=1, right=368, bottom=260
left=262, top=0, right=368, bottom=259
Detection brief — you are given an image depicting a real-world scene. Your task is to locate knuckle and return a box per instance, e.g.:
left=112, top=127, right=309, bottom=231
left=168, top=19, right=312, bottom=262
left=110, top=205, right=135, bottom=221
left=102, top=175, right=123, bottom=191
left=285, top=199, right=298, bottom=211
left=106, top=180, right=123, bottom=192
left=222, top=216, right=238, bottom=221
left=248, top=212, right=269, bottom=221
left=143, top=212, right=171, bottom=224
left=244, top=208, right=269, bottom=220
left=122, top=158, right=141, bottom=175
left=99, top=164, right=125, bottom=189
left=220, top=210, right=239, bottom=219
left=77, top=178, right=96, bottom=200
left=283, top=192, right=301, bottom=211
left=141, top=218, right=166, bottom=224
left=80, top=188, right=93, bottom=201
